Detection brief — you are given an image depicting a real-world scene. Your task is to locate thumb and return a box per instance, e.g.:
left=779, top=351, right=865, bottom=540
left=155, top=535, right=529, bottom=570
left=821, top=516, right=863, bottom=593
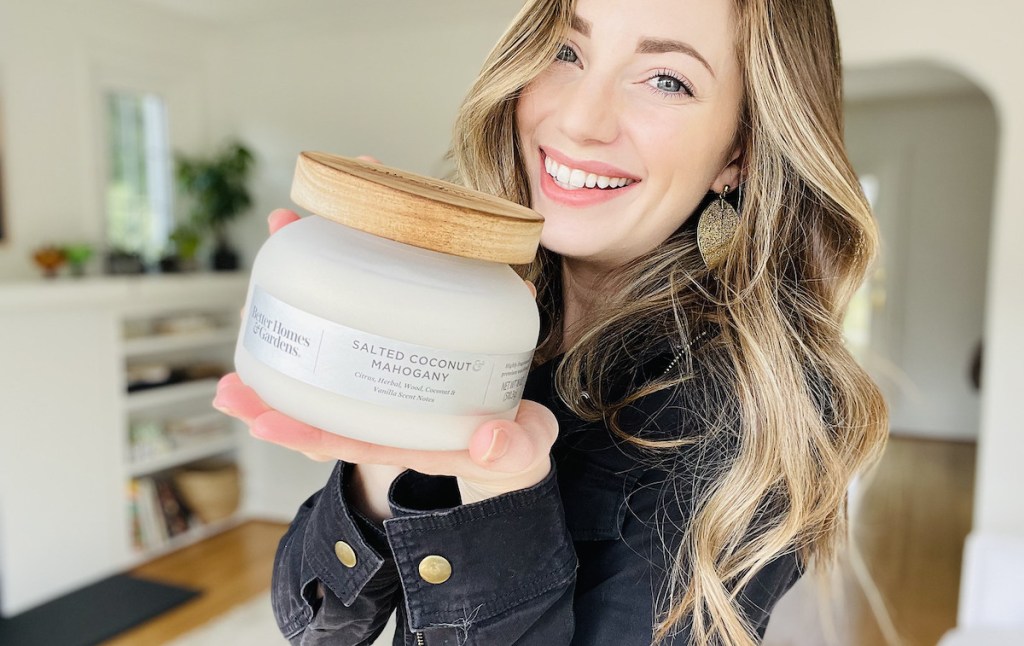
left=467, top=402, right=557, bottom=474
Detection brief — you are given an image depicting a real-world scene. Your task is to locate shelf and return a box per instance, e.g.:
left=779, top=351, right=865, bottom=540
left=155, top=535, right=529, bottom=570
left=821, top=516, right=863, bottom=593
left=125, top=378, right=220, bottom=413
left=132, top=515, right=243, bottom=563
left=127, top=433, right=238, bottom=477
left=123, top=328, right=238, bottom=358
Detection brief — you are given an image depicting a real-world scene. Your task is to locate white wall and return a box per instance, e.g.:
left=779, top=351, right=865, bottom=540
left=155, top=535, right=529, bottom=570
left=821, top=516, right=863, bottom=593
left=0, top=0, right=214, bottom=280
left=203, top=1, right=523, bottom=274
left=845, top=93, right=997, bottom=441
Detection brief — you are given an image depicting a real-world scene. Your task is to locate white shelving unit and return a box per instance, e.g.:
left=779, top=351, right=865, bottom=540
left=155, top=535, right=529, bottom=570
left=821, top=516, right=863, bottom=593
left=123, top=328, right=238, bottom=357
left=127, top=432, right=238, bottom=478
left=0, top=274, right=251, bottom=616
left=131, top=516, right=245, bottom=563
left=121, top=299, right=246, bottom=561
left=125, top=379, right=220, bottom=413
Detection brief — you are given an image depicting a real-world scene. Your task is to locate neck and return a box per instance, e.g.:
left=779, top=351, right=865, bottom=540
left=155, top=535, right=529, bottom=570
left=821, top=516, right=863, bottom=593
left=559, top=256, right=615, bottom=353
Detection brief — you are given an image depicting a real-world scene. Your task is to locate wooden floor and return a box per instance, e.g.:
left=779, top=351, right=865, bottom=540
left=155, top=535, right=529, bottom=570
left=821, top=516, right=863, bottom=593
left=102, top=435, right=976, bottom=646
left=849, top=435, right=976, bottom=646
left=103, top=520, right=288, bottom=645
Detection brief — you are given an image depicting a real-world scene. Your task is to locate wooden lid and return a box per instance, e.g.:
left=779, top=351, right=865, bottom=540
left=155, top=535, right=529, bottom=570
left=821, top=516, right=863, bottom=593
left=290, top=152, right=544, bottom=264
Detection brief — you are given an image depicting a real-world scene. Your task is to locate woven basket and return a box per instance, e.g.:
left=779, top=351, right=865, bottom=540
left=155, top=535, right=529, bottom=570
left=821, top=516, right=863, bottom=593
left=174, top=461, right=240, bottom=523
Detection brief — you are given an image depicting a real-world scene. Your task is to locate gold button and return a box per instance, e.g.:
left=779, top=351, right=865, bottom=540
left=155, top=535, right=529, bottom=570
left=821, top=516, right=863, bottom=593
left=418, top=555, right=452, bottom=584
left=334, top=541, right=357, bottom=568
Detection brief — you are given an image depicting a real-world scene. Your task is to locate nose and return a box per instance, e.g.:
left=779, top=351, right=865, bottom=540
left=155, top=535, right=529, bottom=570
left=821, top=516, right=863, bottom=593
left=555, top=73, right=621, bottom=145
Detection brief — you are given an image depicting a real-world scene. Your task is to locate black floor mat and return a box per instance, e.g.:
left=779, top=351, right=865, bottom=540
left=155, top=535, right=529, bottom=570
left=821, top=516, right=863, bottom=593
left=0, top=574, right=200, bottom=646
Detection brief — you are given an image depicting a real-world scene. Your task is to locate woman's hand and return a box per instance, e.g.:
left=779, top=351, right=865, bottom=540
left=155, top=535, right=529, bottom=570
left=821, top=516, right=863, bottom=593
left=215, top=167, right=555, bottom=511
left=215, top=373, right=557, bottom=504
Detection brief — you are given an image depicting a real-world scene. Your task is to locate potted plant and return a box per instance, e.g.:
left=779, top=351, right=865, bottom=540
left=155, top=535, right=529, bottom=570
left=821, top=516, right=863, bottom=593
left=166, top=223, right=203, bottom=272
left=63, top=243, right=95, bottom=277
left=174, top=141, right=255, bottom=271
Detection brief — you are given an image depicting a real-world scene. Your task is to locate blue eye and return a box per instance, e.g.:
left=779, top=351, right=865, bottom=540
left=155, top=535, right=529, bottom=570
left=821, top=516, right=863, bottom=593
left=647, top=71, right=695, bottom=98
left=555, top=44, right=579, bottom=64
left=655, top=76, right=682, bottom=93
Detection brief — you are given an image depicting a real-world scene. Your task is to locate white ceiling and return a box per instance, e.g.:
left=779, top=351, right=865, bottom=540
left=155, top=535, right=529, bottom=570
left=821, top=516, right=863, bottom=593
left=122, top=0, right=338, bottom=24
left=120, top=0, right=513, bottom=25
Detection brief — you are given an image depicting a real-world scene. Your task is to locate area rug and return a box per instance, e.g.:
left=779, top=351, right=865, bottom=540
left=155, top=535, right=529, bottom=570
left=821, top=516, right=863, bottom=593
left=0, top=574, right=199, bottom=646
left=169, top=592, right=397, bottom=645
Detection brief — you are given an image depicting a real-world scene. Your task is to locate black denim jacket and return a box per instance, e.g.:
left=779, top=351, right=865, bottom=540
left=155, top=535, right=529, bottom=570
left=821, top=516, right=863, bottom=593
left=270, top=339, right=803, bottom=645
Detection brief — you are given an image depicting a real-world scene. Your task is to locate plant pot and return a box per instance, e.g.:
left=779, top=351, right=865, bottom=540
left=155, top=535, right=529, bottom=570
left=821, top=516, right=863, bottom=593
left=212, top=241, right=240, bottom=271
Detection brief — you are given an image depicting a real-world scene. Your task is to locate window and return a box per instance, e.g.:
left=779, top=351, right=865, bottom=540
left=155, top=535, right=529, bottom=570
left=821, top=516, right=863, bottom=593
left=105, top=90, right=173, bottom=260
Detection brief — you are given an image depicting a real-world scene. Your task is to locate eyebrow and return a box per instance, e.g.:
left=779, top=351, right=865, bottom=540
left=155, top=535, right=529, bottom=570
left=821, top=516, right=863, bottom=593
left=569, top=13, right=592, bottom=37
left=569, top=14, right=717, bottom=80
left=636, top=38, right=716, bottom=79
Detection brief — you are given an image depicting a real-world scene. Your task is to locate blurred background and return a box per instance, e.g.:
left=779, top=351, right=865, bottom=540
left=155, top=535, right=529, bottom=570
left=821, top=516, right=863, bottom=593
left=0, top=1, right=1021, bottom=645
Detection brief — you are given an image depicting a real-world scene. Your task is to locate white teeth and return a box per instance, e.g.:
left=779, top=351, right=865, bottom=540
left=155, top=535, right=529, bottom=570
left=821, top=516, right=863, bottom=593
left=544, top=155, right=635, bottom=190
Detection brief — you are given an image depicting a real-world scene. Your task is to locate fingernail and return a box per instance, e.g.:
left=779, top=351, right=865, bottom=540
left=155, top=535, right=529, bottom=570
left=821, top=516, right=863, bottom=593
left=482, top=426, right=508, bottom=463
left=212, top=398, right=236, bottom=417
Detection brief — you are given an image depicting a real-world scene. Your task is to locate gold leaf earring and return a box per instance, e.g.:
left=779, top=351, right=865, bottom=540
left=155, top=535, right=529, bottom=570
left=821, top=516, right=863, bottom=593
left=696, top=185, right=740, bottom=271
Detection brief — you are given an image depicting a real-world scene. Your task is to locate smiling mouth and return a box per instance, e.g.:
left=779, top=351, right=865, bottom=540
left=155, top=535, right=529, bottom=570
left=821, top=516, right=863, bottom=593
left=544, top=154, right=639, bottom=191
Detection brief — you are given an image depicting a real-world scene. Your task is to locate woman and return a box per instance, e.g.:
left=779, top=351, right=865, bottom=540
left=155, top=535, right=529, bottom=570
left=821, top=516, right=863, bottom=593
left=214, top=0, right=888, bottom=643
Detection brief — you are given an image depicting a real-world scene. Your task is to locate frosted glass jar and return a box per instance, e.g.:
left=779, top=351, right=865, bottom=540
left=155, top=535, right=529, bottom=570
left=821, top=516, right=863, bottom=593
left=234, top=152, right=544, bottom=451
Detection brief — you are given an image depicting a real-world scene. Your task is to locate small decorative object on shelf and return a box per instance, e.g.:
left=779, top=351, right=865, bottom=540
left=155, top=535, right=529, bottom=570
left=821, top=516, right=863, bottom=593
left=163, top=223, right=202, bottom=273
left=31, top=245, right=66, bottom=278
left=173, top=460, right=240, bottom=524
left=63, top=242, right=95, bottom=277
left=106, top=248, right=146, bottom=275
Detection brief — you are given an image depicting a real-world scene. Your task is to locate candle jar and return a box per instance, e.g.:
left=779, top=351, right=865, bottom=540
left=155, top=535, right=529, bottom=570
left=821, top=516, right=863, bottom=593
left=234, top=152, right=544, bottom=450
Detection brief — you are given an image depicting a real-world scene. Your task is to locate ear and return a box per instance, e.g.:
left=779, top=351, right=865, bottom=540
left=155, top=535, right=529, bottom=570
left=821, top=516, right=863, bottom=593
left=711, top=143, right=744, bottom=194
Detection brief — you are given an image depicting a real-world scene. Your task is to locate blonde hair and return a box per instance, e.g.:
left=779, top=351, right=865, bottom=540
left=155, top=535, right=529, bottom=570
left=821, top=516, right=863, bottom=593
left=451, top=0, right=888, bottom=644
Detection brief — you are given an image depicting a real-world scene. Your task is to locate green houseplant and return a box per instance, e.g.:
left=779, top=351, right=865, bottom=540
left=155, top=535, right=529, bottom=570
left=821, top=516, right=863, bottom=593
left=174, top=141, right=255, bottom=271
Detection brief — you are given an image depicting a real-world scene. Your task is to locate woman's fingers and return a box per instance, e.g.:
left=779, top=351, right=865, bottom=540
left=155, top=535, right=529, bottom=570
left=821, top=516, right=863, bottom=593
left=268, top=208, right=301, bottom=234
left=213, top=373, right=273, bottom=423
left=467, top=399, right=558, bottom=474
left=248, top=410, right=467, bottom=473
left=524, top=279, right=537, bottom=299
left=214, top=373, right=558, bottom=493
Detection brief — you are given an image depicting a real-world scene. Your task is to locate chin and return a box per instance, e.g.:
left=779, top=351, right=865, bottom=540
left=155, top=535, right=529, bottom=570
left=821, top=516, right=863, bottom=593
left=538, top=221, right=606, bottom=260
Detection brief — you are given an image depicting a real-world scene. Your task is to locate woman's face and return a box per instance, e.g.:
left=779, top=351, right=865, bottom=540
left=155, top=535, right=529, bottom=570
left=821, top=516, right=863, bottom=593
left=516, top=0, right=744, bottom=267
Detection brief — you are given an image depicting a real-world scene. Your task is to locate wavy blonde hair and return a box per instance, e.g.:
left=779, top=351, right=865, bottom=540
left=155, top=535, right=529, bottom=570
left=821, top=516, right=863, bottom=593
left=450, top=0, right=889, bottom=644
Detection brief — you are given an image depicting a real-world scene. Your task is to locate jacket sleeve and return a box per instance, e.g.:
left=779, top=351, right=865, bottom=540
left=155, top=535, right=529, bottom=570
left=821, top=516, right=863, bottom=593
left=270, top=461, right=402, bottom=645
left=270, top=458, right=579, bottom=646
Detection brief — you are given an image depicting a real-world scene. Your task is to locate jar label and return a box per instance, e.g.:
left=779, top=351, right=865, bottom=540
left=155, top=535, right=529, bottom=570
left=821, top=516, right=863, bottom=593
left=242, top=286, right=534, bottom=415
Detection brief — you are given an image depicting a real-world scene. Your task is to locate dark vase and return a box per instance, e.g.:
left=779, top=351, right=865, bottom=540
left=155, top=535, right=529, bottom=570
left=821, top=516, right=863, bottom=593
left=159, top=255, right=181, bottom=273
left=212, top=240, right=240, bottom=271
left=106, top=251, right=146, bottom=275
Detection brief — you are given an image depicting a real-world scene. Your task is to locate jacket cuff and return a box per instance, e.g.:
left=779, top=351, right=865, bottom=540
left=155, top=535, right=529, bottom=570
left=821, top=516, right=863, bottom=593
left=382, top=461, right=577, bottom=630
left=301, top=461, right=392, bottom=607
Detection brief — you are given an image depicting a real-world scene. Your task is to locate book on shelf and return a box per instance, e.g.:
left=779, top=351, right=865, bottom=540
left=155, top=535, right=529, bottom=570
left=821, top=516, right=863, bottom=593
left=128, top=474, right=196, bottom=551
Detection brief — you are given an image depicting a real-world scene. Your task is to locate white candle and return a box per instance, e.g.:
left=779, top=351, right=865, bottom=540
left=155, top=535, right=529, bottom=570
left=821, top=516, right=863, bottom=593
left=234, top=153, right=543, bottom=450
